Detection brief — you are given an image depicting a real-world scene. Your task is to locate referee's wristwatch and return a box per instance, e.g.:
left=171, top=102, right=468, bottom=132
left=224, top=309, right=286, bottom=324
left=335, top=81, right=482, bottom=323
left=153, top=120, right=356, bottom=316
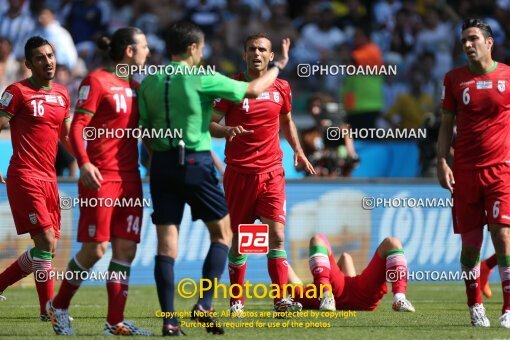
left=269, top=61, right=283, bottom=72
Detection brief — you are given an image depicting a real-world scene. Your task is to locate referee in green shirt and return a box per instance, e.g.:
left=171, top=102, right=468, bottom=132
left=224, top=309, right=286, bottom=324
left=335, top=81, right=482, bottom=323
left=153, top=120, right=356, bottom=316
left=138, top=22, right=290, bottom=336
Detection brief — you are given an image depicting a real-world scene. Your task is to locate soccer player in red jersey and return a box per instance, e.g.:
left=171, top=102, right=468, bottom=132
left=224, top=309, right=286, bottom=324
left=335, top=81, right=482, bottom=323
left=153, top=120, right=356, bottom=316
left=0, top=36, right=72, bottom=319
left=46, top=28, right=152, bottom=336
left=437, top=19, right=510, bottom=327
left=211, top=34, right=315, bottom=314
left=287, top=234, right=415, bottom=313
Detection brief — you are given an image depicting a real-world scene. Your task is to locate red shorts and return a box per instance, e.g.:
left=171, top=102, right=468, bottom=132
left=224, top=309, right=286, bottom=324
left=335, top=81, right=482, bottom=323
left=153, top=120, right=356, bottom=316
left=295, top=252, right=387, bottom=311
left=453, top=164, right=510, bottom=234
left=339, top=252, right=388, bottom=311
left=6, top=176, right=60, bottom=238
left=223, top=167, right=286, bottom=232
left=77, top=180, right=143, bottom=243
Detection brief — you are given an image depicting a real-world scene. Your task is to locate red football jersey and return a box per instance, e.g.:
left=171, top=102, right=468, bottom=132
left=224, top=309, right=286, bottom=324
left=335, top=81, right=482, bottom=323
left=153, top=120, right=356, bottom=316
left=442, top=62, right=510, bottom=169
left=74, top=68, right=140, bottom=181
left=213, top=72, right=292, bottom=174
left=0, top=78, right=70, bottom=181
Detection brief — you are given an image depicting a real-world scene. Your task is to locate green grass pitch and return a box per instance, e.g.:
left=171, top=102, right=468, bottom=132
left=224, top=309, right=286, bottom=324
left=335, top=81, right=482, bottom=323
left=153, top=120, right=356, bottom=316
left=1, top=283, right=510, bottom=339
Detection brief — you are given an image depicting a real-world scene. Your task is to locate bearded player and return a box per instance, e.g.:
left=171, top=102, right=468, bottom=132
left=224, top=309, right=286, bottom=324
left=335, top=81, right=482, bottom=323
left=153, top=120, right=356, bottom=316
left=0, top=36, right=72, bottom=320
left=211, top=34, right=315, bottom=315
left=437, top=19, right=510, bottom=327
left=287, top=234, right=415, bottom=313
left=46, top=28, right=152, bottom=336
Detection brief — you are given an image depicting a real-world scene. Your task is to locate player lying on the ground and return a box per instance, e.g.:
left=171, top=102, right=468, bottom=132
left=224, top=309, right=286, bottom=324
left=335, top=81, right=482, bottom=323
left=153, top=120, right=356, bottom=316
left=286, top=234, right=415, bottom=312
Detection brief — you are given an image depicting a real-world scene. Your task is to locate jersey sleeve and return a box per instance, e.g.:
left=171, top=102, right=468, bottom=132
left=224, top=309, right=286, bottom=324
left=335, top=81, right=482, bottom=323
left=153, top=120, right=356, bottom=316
left=441, top=72, right=456, bottom=115
left=200, top=73, right=248, bottom=103
left=212, top=97, right=231, bottom=115
left=280, top=81, right=292, bottom=114
left=63, top=87, right=71, bottom=121
left=75, top=75, right=102, bottom=116
left=0, top=84, right=22, bottom=119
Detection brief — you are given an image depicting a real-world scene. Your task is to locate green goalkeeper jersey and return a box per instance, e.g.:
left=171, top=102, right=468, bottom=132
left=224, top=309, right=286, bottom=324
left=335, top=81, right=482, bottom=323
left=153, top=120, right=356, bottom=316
left=138, top=61, right=248, bottom=152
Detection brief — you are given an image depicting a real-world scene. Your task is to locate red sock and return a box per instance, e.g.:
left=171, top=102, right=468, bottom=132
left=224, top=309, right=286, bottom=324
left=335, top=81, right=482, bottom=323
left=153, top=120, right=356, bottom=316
left=386, top=251, right=407, bottom=294
left=106, top=281, right=129, bottom=325
left=53, top=257, right=87, bottom=309
left=268, top=253, right=288, bottom=304
left=35, top=271, right=54, bottom=315
left=53, top=279, right=81, bottom=309
left=228, top=261, right=247, bottom=305
left=499, top=266, right=510, bottom=312
left=463, top=263, right=482, bottom=306
left=106, top=259, right=130, bottom=325
left=486, top=254, right=498, bottom=269
left=32, top=255, right=53, bottom=315
left=0, top=255, right=31, bottom=292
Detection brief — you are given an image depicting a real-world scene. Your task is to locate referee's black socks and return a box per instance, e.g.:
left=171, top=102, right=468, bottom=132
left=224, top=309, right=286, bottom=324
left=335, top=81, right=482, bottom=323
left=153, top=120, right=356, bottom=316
left=155, top=255, right=178, bottom=326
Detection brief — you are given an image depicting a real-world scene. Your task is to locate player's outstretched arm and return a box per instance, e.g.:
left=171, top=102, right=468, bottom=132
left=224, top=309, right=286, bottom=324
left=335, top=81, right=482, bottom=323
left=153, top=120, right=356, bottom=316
left=245, top=38, right=291, bottom=98
left=0, top=115, right=10, bottom=183
left=280, top=111, right=316, bottom=175
left=437, top=113, right=455, bottom=193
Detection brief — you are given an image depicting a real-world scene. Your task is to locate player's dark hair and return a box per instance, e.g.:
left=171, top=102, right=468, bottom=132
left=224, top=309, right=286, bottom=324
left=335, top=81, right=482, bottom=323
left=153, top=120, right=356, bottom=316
left=24, top=36, right=53, bottom=61
left=244, top=33, right=272, bottom=51
left=165, top=22, right=204, bottom=55
left=97, top=27, right=143, bottom=62
left=461, top=19, right=493, bottom=39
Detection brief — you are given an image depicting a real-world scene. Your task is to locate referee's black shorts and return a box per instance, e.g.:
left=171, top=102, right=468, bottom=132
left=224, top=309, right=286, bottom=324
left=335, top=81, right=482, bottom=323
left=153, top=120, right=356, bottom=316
left=149, top=149, right=228, bottom=225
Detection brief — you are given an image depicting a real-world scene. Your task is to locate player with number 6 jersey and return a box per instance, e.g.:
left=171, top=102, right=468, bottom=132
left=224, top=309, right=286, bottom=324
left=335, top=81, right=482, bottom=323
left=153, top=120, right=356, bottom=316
left=438, top=19, right=510, bottom=328
left=47, top=28, right=153, bottom=336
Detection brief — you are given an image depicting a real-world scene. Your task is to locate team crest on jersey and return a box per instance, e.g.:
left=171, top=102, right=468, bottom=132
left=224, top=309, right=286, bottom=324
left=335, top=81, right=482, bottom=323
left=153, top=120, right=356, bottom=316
left=57, top=95, right=65, bottom=106
left=0, top=91, right=13, bottom=107
left=78, top=85, right=90, bottom=100
left=88, top=224, right=96, bottom=237
left=273, top=92, right=280, bottom=103
left=476, top=81, right=492, bottom=89
left=498, top=80, right=506, bottom=92
left=28, top=213, right=38, bottom=225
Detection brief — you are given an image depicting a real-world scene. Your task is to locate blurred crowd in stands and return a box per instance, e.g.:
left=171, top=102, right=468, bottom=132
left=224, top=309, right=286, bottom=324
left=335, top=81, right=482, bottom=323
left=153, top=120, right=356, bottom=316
left=1, top=0, right=509, bottom=177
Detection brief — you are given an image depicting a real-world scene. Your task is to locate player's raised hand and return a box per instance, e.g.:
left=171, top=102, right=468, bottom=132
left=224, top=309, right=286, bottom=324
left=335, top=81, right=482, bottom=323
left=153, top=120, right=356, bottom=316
left=79, top=162, right=103, bottom=190
left=275, top=38, right=291, bottom=70
left=226, top=125, right=254, bottom=142
left=0, top=171, right=5, bottom=184
left=437, top=160, right=455, bottom=193
left=294, top=150, right=316, bottom=175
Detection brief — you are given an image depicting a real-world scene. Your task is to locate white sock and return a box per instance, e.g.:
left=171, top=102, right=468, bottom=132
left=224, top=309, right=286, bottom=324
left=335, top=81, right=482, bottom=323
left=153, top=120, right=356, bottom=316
left=394, top=293, right=406, bottom=302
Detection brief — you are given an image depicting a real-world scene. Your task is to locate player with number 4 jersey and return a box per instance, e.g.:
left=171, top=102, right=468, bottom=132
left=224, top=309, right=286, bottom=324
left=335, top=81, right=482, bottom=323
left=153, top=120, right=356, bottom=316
left=438, top=19, right=510, bottom=328
left=211, top=34, right=315, bottom=315
left=47, top=28, right=152, bottom=336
